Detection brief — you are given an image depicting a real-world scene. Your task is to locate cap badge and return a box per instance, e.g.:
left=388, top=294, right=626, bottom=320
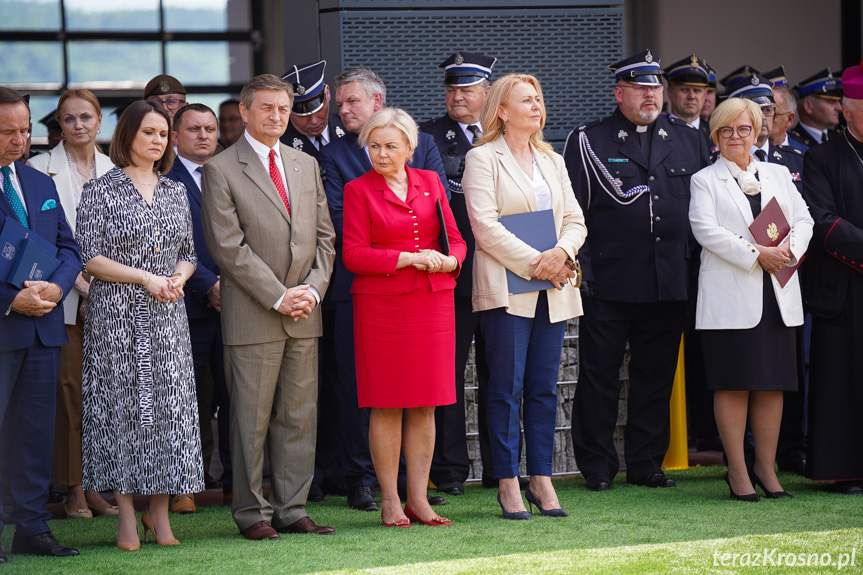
left=617, top=129, right=628, bottom=141
left=645, top=50, right=653, bottom=63
left=690, top=54, right=698, bottom=66
left=752, top=76, right=760, bottom=85
left=292, top=138, right=303, bottom=151
left=159, top=80, right=170, bottom=93
left=446, top=129, right=456, bottom=141
left=658, top=128, right=668, bottom=140
left=454, top=52, right=464, bottom=65
left=297, top=84, right=306, bottom=95
left=335, top=126, right=345, bottom=138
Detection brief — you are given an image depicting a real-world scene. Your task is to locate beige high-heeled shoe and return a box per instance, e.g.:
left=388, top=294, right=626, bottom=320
left=65, top=508, right=94, bottom=519
left=117, top=517, right=141, bottom=551
left=141, top=509, right=180, bottom=546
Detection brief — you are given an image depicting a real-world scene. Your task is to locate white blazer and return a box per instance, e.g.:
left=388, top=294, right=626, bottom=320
left=27, top=141, right=114, bottom=325
left=689, top=159, right=813, bottom=330
left=463, top=136, right=587, bottom=323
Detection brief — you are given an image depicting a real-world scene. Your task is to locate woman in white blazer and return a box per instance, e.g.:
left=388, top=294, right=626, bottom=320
left=27, top=89, right=115, bottom=518
left=463, top=74, right=587, bottom=519
left=689, top=97, right=812, bottom=502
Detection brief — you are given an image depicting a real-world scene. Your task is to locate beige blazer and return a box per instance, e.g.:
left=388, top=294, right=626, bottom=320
left=462, top=136, right=587, bottom=323
left=689, top=159, right=813, bottom=330
left=27, top=141, right=114, bottom=325
left=201, top=135, right=335, bottom=345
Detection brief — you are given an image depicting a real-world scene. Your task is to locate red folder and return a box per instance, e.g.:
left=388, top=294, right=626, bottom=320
left=748, top=197, right=803, bottom=288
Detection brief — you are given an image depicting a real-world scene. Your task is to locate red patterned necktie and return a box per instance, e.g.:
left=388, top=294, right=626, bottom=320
left=269, top=149, right=290, bottom=215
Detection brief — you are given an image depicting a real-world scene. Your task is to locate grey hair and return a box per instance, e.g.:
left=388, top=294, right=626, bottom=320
left=842, top=96, right=863, bottom=111
left=773, top=85, right=797, bottom=116
left=334, top=68, right=387, bottom=105
left=240, top=74, right=293, bottom=109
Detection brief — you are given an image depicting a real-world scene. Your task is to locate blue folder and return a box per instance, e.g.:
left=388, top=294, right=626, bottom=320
left=497, top=209, right=557, bottom=295
left=7, top=237, right=61, bottom=288
left=0, top=215, right=58, bottom=282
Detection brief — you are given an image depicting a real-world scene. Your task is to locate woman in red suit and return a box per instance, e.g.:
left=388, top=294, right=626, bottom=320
left=343, top=107, right=466, bottom=528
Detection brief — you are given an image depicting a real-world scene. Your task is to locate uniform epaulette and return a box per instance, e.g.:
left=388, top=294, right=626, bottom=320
left=578, top=118, right=604, bottom=132
left=778, top=144, right=803, bottom=155
left=666, top=116, right=697, bottom=129
left=418, top=117, right=439, bottom=130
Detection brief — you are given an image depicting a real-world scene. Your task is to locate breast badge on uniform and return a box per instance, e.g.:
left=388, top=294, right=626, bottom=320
left=773, top=150, right=782, bottom=161
left=658, top=128, right=668, bottom=140
left=335, top=126, right=345, bottom=138
left=617, top=129, right=628, bottom=141
left=292, top=138, right=303, bottom=151
left=446, top=129, right=456, bottom=141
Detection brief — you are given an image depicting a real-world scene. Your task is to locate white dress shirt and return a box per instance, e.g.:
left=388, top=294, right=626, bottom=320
left=1, top=161, right=28, bottom=215
left=177, top=155, right=204, bottom=190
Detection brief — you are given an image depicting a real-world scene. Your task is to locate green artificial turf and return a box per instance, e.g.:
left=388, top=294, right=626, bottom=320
left=2, top=467, right=861, bottom=574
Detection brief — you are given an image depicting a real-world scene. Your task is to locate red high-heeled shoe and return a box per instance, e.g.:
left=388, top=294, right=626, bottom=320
left=403, top=506, right=452, bottom=526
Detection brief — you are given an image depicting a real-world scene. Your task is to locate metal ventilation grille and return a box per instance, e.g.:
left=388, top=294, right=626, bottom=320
left=338, top=7, right=623, bottom=147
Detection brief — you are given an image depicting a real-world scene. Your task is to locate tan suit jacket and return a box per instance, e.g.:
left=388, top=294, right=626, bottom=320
left=27, top=142, right=114, bottom=325
left=201, top=134, right=335, bottom=344
left=463, top=136, right=587, bottom=323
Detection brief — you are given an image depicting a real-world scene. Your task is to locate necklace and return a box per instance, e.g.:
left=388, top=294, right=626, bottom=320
left=65, top=148, right=96, bottom=205
left=125, top=171, right=158, bottom=188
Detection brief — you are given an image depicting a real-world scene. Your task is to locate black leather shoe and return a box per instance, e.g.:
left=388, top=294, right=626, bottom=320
left=585, top=473, right=612, bottom=491
left=204, top=473, right=223, bottom=490
left=427, top=494, right=446, bottom=506
left=307, top=483, right=324, bottom=502
left=435, top=482, right=464, bottom=496
left=834, top=481, right=863, bottom=495
left=348, top=485, right=379, bottom=511
left=0, top=542, right=6, bottom=563
left=11, top=531, right=79, bottom=557
left=631, top=472, right=676, bottom=488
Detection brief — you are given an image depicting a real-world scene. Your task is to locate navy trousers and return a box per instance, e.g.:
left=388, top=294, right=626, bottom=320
left=481, top=292, right=564, bottom=479
left=0, top=340, right=60, bottom=537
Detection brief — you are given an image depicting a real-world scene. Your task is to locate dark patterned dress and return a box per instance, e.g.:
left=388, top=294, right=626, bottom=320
left=77, top=166, right=203, bottom=494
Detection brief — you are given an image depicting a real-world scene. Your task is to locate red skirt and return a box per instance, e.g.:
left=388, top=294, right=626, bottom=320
left=353, top=274, right=456, bottom=408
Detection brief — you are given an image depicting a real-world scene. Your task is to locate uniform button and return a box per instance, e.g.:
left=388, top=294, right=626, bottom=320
left=649, top=176, right=655, bottom=182
left=653, top=195, right=659, bottom=200
left=654, top=216, right=661, bottom=222
left=655, top=237, right=661, bottom=243
left=681, top=168, right=686, bottom=173
left=670, top=169, right=675, bottom=174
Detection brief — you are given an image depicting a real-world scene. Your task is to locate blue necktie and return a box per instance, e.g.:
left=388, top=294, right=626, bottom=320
left=1, top=165, right=28, bottom=228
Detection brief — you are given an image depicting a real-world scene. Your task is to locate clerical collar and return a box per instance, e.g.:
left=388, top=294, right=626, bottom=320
left=617, top=109, right=652, bottom=133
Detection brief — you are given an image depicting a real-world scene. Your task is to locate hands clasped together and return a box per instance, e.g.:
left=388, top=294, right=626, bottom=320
left=410, top=249, right=458, bottom=274
left=755, top=238, right=791, bottom=275
left=278, top=284, right=317, bottom=321
left=530, top=246, right=576, bottom=290
left=10, top=280, right=63, bottom=317
left=142, top=271, right=185, bottom=304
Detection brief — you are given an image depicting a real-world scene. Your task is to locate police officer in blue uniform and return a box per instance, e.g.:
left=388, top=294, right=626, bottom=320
left=280, top=61, right=347, bottom=161
left=664, top=54, right=713, bottom=152
left=563, top=50, right=710, bottom=491
left=788, top=68, right=844, bottom=150
left=420, top=50, right=496, bottom=494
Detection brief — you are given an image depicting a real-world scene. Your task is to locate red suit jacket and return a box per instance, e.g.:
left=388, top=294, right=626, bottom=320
left=343, top=165, right=466, bottom=294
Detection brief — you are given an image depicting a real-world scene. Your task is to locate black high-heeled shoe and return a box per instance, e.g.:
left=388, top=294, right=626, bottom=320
left=752, top=472, right=793, bottom=499
left=524, top=488, right=568, bottom=517
left=724, top=473, right=760, bottom=502
left=496, top=493, right=531, bottom=520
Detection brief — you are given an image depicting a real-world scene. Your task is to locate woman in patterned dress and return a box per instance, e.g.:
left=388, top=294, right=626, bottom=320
left=77, top=100, right=203, bottom=550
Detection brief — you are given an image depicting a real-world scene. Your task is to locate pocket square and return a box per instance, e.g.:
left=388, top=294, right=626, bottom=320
left=41, top=199, right=57, bottom=211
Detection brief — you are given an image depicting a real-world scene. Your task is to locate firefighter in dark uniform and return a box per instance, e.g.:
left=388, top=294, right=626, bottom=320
left=563, top=50, right=710, bottom=491
left=279, top=60, right=347, bottom=162
left=788, top=68, right=844, bottom=150
left=724, top=72, right=808, bottom=476
left=278, top=60, right=347, bottom=501
left=419, top=50, right=496, bottom=494
left=800, top=63, right=863, bottom=494
left=664, top=54, right=713, bottom=153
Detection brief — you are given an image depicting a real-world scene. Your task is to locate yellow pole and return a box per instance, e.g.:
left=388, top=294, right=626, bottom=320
left=662, top=335, right=691, bottom=470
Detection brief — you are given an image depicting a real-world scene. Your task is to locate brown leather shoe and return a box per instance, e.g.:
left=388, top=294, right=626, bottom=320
left=170, top=494, right=196, bottom=514
left=242, top=521, right=280, bottom=540
left=276, top=516, right=335, bottom=535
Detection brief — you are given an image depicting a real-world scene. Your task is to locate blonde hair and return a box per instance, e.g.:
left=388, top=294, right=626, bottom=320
left=476, top=74, right=552, bottom=153
left=709, top=98, right=763, bottom=146
left=358, top=107, right=418, bottom=162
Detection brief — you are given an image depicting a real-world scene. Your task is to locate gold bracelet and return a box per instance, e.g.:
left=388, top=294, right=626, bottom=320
left=141, top=271, right=151, bottom=290
left=171, top=272, right=186, bottom=288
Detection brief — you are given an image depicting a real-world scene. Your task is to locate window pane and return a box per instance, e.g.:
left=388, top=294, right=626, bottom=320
left=164, top=0, right=249, bottom=32
left=166, top=42, right=251, bottom=86
left=68, top=41, right=161, bottom=84
left=65, top=0, right=159, bottom=31
left=0, top=42, right=64, bottom=84
left=0, top=0, right=61, bottom=31
left=29, top=95, right=61, bottom=143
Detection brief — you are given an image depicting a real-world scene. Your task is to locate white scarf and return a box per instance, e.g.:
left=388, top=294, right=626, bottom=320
left=720, top=155, right=761, bottom=196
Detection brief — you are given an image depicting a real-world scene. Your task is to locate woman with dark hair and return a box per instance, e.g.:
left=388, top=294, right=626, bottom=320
left=27, top=88, right=116, bottom=520
left=77, top=100, right=202, bottom=550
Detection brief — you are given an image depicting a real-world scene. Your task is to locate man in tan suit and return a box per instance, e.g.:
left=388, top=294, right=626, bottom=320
left=201, top=74, right=336, bottom=540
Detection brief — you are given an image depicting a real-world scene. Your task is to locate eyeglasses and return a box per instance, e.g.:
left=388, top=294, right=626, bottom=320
left=774, top=110, right=793, bottom=117
left=717, top=125, right=753, bottom=139
left=150, top=97, right=186, bottom=111
left=618, top=84, right=662, bottom=94
left=760, top=106, right=776, bottom=118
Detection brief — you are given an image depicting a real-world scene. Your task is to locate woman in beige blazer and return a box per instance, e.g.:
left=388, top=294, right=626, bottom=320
left=689, top=97, right=812, bottom=502
left=463, top=74, right=587, bottom=520
left=27, top=89, right=115, bottom=519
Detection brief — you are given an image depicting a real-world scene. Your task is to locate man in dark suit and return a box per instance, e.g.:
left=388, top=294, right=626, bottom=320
left=279, top=61, right=347, bottom=501
left=420, top=50, right=495, bottom=494
left=318, top=67, right=447, bottom=511
left=165, top=103, right=232, bottom=512
left=663, top=54, right=713, bottom=152
left=0, top=86, right=80, bottom=563
left=563, top=50, right=710, bottom=491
